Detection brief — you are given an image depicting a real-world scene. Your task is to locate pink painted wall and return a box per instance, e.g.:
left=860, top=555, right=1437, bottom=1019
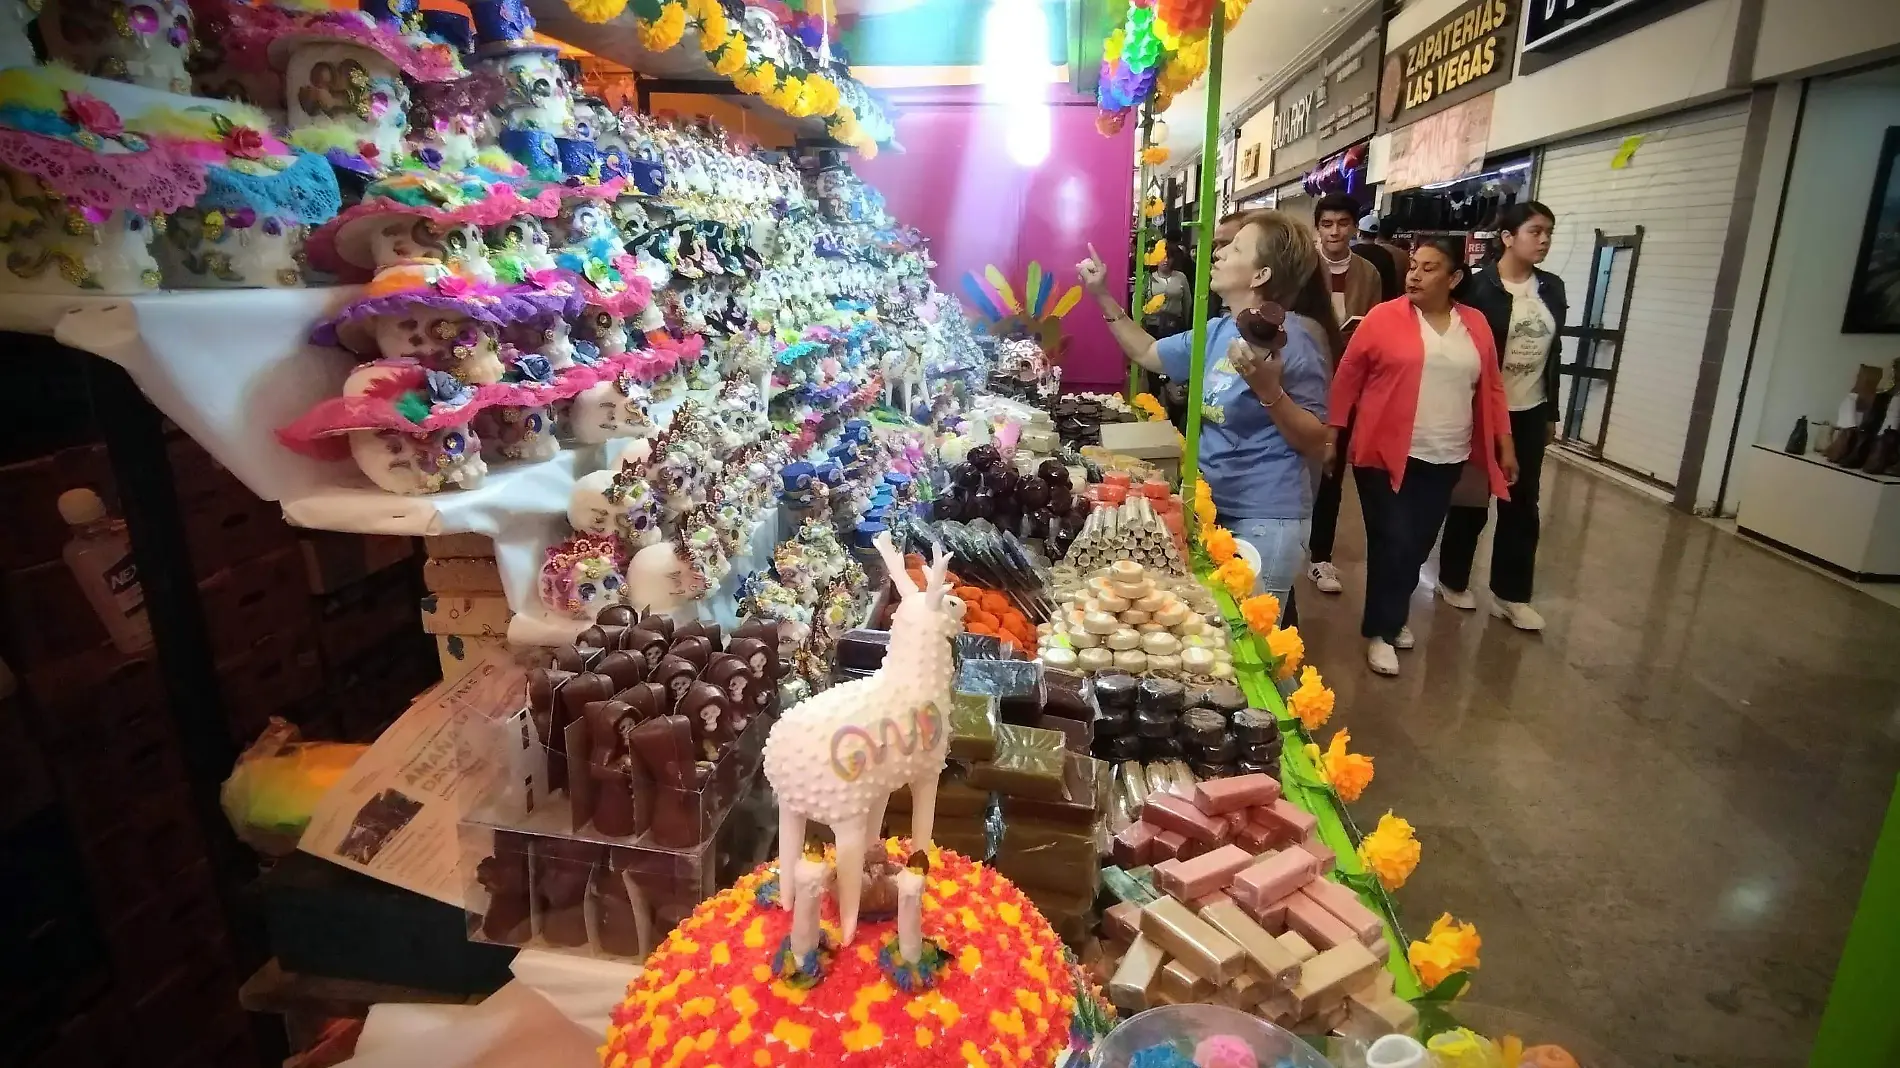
left=855, top=84, right=1136, bottom=393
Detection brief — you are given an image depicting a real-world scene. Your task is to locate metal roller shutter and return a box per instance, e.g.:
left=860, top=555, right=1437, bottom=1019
left=1534, top=98, right=1750, bottom=486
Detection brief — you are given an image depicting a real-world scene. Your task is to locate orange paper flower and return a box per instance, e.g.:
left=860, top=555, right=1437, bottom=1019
left=1287, top=664, right=1333, bottom=730
left=1214, top=556, right=1254, bottom=599
left=1142, top=145, right=1171, bottom=166
left=1305, top=729, right=1373, bottom=802
left=1192, top=479, right=1216, bottom=528
left=1142, top=292, right=1166, bottom=315
left=1143, top=196, right=1165, bottom=218
left=1143, top=239, right=1167, bottom=267
left=1240, top=593, right=1280, bottom=635
left=1358, top=811, right=1421, bottom=891
left=1132, top=392, right=1167, bottom=422
left=1408, top=913, right=1481, bottom=988
left=1265, top=625, right=1303, bottom=679
left=1202, top=525, right=1237, bottom=564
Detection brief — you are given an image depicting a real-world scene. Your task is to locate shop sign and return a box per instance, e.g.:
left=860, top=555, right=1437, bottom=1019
left=1383, top=91, right=1495, bottom=191
left=1524, top=0, right=1680, bottom=53
left=1378, top=0, right=1517, bottom=131
left=1272, top=75, right=1323, bottom=151
left=1266, top=9, right=1381, bottom=181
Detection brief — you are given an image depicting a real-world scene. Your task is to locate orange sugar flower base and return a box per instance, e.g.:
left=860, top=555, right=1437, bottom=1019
left=604, top=841, right=1112, bottom=1068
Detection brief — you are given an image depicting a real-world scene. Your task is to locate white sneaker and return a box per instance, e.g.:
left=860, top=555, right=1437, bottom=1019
left=1309, top=561, right=1343, bottom=594
left=1394, top=625, right=1415, bottom=650
left=1367, top=639, right=1400, bottom=676
left=1492, top=600, right=1546, bottom=631
left=1439, top=584, right=1477, bottom=610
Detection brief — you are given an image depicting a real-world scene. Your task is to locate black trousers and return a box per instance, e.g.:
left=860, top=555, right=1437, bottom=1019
left=1353, top=459, right=1464, bottom=643
left=1309, top=425, right=1352, bottom=564
left=1439, top=408, right=1548, bottom=603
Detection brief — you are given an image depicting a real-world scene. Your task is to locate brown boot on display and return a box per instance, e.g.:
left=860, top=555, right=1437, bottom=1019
left=1827, top=427, right=1862, bottom=465
left=1864, top=429, right=1900, bottom=475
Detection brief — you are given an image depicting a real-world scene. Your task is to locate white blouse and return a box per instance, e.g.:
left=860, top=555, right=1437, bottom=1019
left=1409, top=308, right=1481, bottom=464
left=1500, top=274, right=1557, bottom=411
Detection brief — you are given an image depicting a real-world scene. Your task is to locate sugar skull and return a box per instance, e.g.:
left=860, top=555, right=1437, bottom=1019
left=481, top=48, right=572, bottom=133
left=435, top=318, right=506, bottom=385
left=485, top=214, right=557, bottom=278
left=0, top=176, right=162, bottom=295
left=574, top=308, right=628, bottom=359
left=156, top=206, right=305, bottom=289
left=558, top=200, right=616, bottom=247
left=501, top=313, right=575, bottom=369
left=539, top=532, right=629, bottom=620
left=435, top=221, right=496, bottom=284
left=562, top=370, right=654, bottom=445
left=568, top=467, right=662, bottom=546
left=342, top=355, right=488, bottom=496
left=285, top=42, right=412, bottom=168
left=364, top=216, right=442, bottom=268
left=473, top=405, right=557, bottom=462
left=42, top=0, right=194, bottom=94
left=624, top=540, right=704, bottom=616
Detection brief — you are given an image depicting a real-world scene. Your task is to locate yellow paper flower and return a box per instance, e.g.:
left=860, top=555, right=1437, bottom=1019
left=566, top=0, right=628, bottom=24
left=1103, top=27, right=1124, bottom=65
left=1202, top=525, right=1237, bottom=564
left=1142, top=145, right=1171, bottom=166
left=1409, top=914, right=1482, bottom=989
left=1215, top=556, right=1254, bottom=599
left=1142, top=292, right=1165, bottom=315
left=1287, top=664, right=1334, bottom=730
left=1132, top=392, right=1167, bottom=422
left=1143, top=196, right=1165, bottom=218
left=1305, top=729, right=1374, bottom=802
left=636, top=3, right=686, bottom=50
left=1358, top=811, right=1421, bottom=891
left=1265, top=625, right=1303, bottom=679
left=695, top=1, right=728, bottom=42
left=1224, top=0, right=1250, bottom=27
left=1240, top=594, right=1280, bottom=635
left=1143, top=239, right=1167, bottom=267
left=1193, top=478, right=1216, bottom=528
left=711, top=39, right=746, bottom=75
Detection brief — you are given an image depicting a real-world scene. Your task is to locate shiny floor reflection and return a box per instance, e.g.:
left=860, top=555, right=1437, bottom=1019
left=1294, top=458, right=1900, bottom=1067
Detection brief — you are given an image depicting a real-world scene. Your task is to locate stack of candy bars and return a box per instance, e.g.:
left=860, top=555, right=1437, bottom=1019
left=1094, top=675, right=1282, bottom=779
left=1098, top=773, right=1416, bottom=1041
left=1060, top=497, right=1187, bottom=577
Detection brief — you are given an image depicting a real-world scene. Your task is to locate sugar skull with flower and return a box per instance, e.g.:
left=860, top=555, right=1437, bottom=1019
left=539, top=532, right=630, bottom=620
left=41, top=0, right=195, bottom=94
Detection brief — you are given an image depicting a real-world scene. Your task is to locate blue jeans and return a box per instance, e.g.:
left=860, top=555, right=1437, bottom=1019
left=1227, top=517, right=1310, bottom=623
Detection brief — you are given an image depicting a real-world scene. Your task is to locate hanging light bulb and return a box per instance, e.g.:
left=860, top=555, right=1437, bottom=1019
left=1150, top=119, right=1170, bottom=145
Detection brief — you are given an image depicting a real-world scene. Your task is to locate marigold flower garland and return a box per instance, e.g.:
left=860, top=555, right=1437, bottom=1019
left=1408, top=913, right=1481, bottom=988
left=1357, top=811, right=1421, bottom=890
left=1202, top=525, right=1237, bottom=564
left=1287, top=664, right=1333, bottom=730
left=1132, top=392, right=1167, bottom=422
left=1213, top=556, right=1254, bottom=598
left=1264, top=624, right=1302, bottom=679
left=1304, top=729, right=1373, bottom=802
left=1143, top=238, right=1168, bottom=267
left=1239, top=594, right=1280, bottom=635
left=1142, top=292, right=1165, bottom=315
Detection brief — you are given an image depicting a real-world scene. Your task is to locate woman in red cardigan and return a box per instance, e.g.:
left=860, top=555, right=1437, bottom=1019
left=1327, top=238, right=1517, bottom=676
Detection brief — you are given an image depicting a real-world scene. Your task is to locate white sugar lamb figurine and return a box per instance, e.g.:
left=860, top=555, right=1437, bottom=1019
left=761, top=533, right=964, bottom=944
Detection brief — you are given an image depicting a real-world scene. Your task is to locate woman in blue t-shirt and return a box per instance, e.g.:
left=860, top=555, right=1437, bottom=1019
left=1078, top=210, right=1343, bottom=612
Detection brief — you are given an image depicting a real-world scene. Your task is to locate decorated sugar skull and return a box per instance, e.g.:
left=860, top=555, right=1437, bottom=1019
left=435, top=220, right=496, bottom=284
left=484, top=50, right=570, bottom=132
left=473, top=405, right=557, bottom=462
left=283, top=40, right=412, bottom=167
left=338, top=363, right=488, bottom=495
left=157, top=205, right=306, bottom=288
left=41, top=0, right=194, bottom=94
left=362, top=215, right=442, bottom=267
left=563, top=369, right=653, bottom=444
left=568, top=466, right=661, bottom=546
left=364, top=311, right=505, bottom=384
left=501, top=313, right=575, bottom=368
left=558, top=199, right=616, bottom=247
left=0, top=173, right=162, bottom=295
left=485, top=214, right=556, bottom=280
left=574, top=308, right=628, bottom=359
left=624, top=539, right=704, bottom=616
left=538, top=532, right=629, bottom=620
left=406, top=72, right=503, bottom=173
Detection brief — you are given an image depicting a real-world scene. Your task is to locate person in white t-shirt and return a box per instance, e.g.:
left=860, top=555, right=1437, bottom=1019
left=1438, top=201, right=1569, bottom=632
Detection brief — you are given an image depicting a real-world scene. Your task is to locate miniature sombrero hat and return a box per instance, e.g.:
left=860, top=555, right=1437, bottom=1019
left=261, top=7, right=466, bottom=81
left=277, top=357, right=493, bottom=460
left=468, top=0, right=560, bottom=57
left=309, top=171, right=564, bottom=275
left=310, top=260, right=582, bottom=355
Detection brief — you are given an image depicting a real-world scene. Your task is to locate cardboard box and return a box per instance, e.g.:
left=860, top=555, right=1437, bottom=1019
left=1099, top=421, right=1184, bottom=481
left=300, top=531, right=417, bottom=595
left=423, top=556, right=504, bottom=594
left=435, top=634, right=511, bottom=680
left=424, top=533, right=496, bottom=559
left=420, top=594, right=511, bottom=637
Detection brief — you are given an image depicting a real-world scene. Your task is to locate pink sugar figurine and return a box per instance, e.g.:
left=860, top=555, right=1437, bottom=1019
left=1194, top=1034, right=1258, bottom=1068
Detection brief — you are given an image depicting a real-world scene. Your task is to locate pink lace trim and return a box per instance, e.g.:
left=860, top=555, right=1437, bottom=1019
left=247, top=13, right=465, bottom=82
left=307, top=183, right=566, bottom=275
left=0, top=130, right=207, bottom=216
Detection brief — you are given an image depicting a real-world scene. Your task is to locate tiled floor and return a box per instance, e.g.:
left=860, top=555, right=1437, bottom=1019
left=1294, top=459, right=1900, bottom=1067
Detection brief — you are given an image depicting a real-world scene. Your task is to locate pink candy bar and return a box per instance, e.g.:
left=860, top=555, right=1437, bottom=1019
left=1157, top=844, right=1255, bottom=901
left=1237, top=821, right=1275, bottom=853
left=1143, top=792, right=1229, bottom=845
left=1268, top=798, right=1319, bottom=839
left=1113, top=822, right=1159, bottom=869
left=1296, top=837, right=1336, bottom=873
left=1285, top=889, right=1358, bottom=950
left=1191, top=890, right=1235, bottom=914
left=1224, top=810, right=1251, bottom=835
left=1152, top=829, right=1189, bottom=861
left=1104, top=900, right=1144, bottom=943
left=1301, top=878, right=1386, bottom=945
left=1229, top=847, right=1318, bottom=912
left=1192, top=773, right=1282, bottom=815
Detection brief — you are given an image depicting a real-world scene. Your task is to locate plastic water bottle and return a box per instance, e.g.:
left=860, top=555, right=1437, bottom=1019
left=58, top=488, right=154, bottom=655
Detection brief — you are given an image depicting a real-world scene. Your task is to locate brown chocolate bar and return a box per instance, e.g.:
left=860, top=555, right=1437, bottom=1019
left=1139, top=896, right=1246, bottom=984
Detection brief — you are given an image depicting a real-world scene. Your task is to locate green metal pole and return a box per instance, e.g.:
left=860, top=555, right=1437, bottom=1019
left=1128, top=105, right=1152, bottom=400
left=1180, top=9, right=1223, bottom=490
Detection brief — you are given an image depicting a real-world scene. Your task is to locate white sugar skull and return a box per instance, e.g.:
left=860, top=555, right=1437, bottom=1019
left=538, top=533, right=629, bottom=620
left=625, top=540, right=702, bottom=616
left=365, top=216, right=442, bottom=268
left=575, top=308, right=628, bottom=359
left=502, top=314, right=575, bottom=369
left=156, top=207, right=305, bottom=289
left=42, top=0, right=193, bottom=94
left=436, top=221, right=496, bottom=284
left=568, top=468, right=662, bottom=546
left=474, top=405, right=558, bottom=463
left=0, top=174, right=161, bottom=295
left=485, top=215, right=557, bottom=277
left=480, top=49, right=572, bottom=133
left=340, top=365, right=488, bottom=495
left=563, top=371, right=652, bottom=444
left=285, top=42, right=411, bottom=168
left=559, top=201, right=616, bottom=247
